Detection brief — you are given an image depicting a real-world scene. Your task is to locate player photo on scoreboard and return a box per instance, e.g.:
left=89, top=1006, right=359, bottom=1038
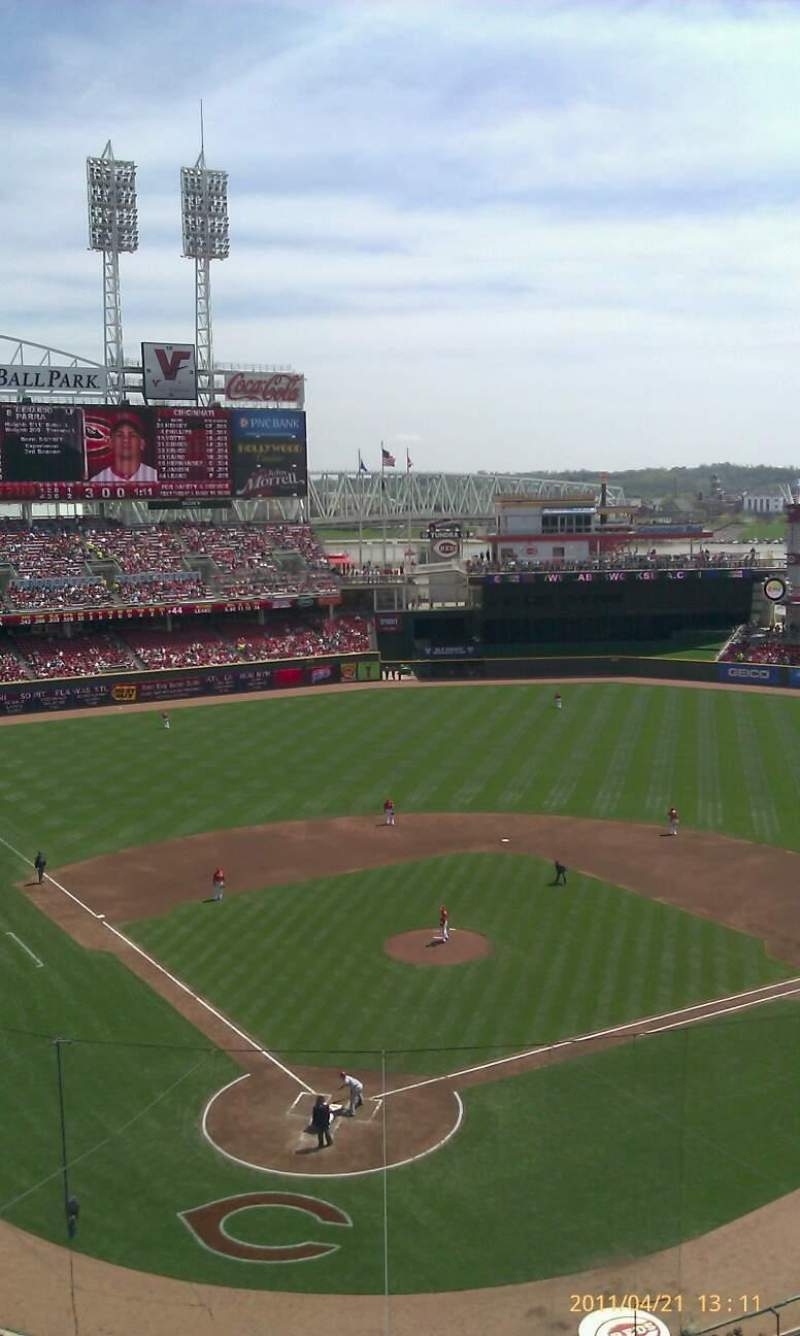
left=84, top=407, right=158, bottom=485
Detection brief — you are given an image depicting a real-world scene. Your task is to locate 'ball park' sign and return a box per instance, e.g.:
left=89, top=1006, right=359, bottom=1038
left=0, top=364, right=107, bottom=395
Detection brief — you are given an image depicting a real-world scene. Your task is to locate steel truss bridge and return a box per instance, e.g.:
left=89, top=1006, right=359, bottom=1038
left=301, top=470, right=624, bottom=526
left=0, top=337, right=623, bottom=524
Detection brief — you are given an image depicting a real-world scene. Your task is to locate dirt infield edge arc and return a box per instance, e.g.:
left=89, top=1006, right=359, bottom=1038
left=28, top=811, right=800, bottom=1184
left=8, top=808, right=800, bottom=1327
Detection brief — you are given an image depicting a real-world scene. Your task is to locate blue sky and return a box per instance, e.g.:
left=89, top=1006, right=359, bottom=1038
left=2, top=0, right=800, bottom=472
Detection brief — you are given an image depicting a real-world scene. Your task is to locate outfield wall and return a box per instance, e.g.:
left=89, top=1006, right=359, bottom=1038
left=0, top=653, right=381, bottom=716
left=406, top=655, right=799, bottom=687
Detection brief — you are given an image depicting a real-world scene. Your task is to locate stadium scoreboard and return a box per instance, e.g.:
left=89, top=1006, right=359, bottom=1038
left=0, top=403, right=307, bottom=500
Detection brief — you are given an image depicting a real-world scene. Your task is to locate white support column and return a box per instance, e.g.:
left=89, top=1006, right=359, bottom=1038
left=195, top=256, right=212, bottom=406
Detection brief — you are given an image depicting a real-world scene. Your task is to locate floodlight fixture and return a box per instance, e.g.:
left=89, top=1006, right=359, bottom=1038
left=86, top=140, right=138, bottom=402
left=181, top=133, right=230, bottom=404
left=180, top=164, right=230, bottom=260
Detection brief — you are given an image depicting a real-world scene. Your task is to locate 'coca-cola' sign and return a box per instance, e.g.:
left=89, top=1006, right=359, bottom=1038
left=224, top=371, right=304, bottom=406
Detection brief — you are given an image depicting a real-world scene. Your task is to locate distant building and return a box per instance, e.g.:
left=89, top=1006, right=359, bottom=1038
left=742, top=486, right=791, bottom=515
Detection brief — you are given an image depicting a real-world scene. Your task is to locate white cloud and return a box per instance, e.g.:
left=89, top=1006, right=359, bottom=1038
left=2, top=0, right=800, bottom=470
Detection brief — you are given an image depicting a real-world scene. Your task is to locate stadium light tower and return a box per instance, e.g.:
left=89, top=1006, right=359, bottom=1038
left=86, top=141, right=139, bottom=404
left=180, top=119, right=229, bottom=406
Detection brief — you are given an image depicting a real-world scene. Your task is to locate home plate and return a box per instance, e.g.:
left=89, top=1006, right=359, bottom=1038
left=501, top=838, right=510, bottom=843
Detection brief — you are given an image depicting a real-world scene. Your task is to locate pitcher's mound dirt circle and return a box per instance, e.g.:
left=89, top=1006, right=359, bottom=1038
left=385, top=928, right=492, bottom=965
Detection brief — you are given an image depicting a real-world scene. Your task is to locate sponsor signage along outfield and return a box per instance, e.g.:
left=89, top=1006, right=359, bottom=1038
left=717, top=663, right=781, bottom=685
left=0, top=363, right=107, bottom=395
left=224, top=371, right=304, bottom=406
left=141, top=343, right=197, bottom=401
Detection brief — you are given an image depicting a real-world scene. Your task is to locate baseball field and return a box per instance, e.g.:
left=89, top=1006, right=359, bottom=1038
left=2, top=678, right=800, bottom=1336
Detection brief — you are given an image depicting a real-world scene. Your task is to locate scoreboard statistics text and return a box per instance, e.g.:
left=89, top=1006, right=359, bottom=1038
left=0, top=404, right=306, bottom=500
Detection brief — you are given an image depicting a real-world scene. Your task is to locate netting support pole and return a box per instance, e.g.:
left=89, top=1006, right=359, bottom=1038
left=381, top=1048, right=390, bottom=1336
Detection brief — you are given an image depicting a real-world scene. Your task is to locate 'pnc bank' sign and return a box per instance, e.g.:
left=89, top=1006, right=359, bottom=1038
left=0, top=364, right=107, bottom=395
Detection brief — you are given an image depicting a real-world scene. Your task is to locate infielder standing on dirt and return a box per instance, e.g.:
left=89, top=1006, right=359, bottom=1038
left=212, top=866, right=225, bottom=901
left=383, top=797, right=396, bottom=826
left=667, top=806, right=679, bottom=836
left=338, top=1071, right=364, bottom=1115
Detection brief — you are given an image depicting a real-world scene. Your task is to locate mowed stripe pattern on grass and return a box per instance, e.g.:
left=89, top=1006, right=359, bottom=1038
left=6, top=684, right=800, bottom=866
left=128, top=853, right=789, bottom=1074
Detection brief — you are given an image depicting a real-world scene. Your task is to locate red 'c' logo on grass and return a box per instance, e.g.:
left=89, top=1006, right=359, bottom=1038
left=179, top=1191, right=352, bottom=1263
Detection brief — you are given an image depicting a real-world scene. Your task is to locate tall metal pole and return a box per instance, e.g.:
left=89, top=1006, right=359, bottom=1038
left=381, top=444, right=387, bottom=571
left=358, top=454, right=364, bottom=571
left=53, top=1038, right=72, bottom=1237
left=87, top=141, right=138, bottom=406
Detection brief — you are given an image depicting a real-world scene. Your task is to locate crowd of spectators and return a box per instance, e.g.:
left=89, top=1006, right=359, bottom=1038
left=16, top=633, right=139, bottom=679
left=0, top=646, right=30, bottom=681
left=0, top=524, right=88, bottom=577
left=176, top=524, right=281, bottom=575
left=219, top=571, right=340, bottom=598
left=113, top=572, right=209, bottom=605
left=5, top=577, right=112, bottom=611
left=226, top=614, right=370, bottom=660
left=0, top=520, right=342, bottom=610
left=718, top=625, right=800, bottom=666
left=83, top=524, right=190, bottom=574
left=261, top=524, right=330, bottom=567
left=120, top=627, right=241, bottom=670
left=468, top=548, right=772, bottom=575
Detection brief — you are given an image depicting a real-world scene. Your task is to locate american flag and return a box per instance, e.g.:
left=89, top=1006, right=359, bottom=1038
left=381, top=447, right=395, bottom=468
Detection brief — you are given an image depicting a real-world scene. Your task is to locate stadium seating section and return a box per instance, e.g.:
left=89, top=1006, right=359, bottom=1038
left=0, top=520, right=374, bottom=684
left=0, top=520, right=341, bottom=611
left=0, top=615, right=371, bottom=682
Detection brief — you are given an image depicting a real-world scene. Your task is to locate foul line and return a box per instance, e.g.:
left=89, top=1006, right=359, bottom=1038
left=202, top=1074, right=465, bottom=1179
left=378, top=975, right=800, bottom=1098
left=0, top=832, right=313, bottom=1094
left=4, top=828, right=799, bottom=1112
left=5, top=932, right=44, bottom=968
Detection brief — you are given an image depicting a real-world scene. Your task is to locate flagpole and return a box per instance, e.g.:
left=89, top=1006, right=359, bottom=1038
left=381, top=441, right=387, bottom=571
left=358, top=452, right=364, bottom=571
left=406, top=450, right=412, bottom=569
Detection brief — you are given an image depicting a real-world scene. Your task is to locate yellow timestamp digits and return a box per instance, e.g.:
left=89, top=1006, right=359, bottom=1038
left=569, top=1295, right=684, bottom=1313
left=699, top=1295, right=761, bottom=1315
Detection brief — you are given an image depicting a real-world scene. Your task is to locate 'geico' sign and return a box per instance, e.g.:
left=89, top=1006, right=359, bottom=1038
left=721, top=666, right=775, bottom=681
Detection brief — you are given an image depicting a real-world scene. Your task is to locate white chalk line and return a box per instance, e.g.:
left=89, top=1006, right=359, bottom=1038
left=202, top=1073, right=465, bottom=1179
left=378, top=974, right=800, bottom=1098
left=0, top=832, right=313, bottom=1094
left=6, top=828, right=800, bottom=1146
left=5, top=932, right=44, bottom=968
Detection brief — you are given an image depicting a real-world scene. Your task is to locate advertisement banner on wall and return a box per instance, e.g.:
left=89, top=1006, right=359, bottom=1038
left=788, top=668, right=800, bottom=688
left=717, top=663, right=781, bottom=686
left=141, top=343, right=197, bottom=401
left=223, top=371, right=305, bottom=406
left=357, top=661, right=381, bottom=681
left=230, top=409, right=307, bottom=498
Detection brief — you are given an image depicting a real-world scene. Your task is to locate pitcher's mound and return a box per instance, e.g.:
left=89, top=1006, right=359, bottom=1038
left=384, top=928, right=492, bottom=966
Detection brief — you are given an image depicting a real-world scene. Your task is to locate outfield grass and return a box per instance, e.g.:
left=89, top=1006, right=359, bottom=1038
left=2, top=682, right=800, bottom=1294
